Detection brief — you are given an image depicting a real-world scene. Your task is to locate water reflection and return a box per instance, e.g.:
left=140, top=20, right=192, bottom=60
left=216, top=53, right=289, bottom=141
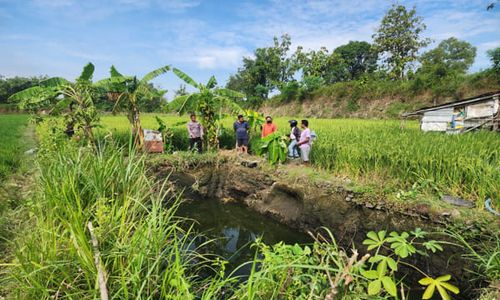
left=176, top=198, right=310, bottom=276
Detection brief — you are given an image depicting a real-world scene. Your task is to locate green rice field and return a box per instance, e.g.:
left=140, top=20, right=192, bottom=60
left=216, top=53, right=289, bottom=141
left=100, top=114, right=500, bottom=206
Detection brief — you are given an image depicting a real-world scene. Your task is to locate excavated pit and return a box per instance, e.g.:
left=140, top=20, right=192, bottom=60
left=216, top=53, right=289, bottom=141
left=151, top=156, right=481, bottom=298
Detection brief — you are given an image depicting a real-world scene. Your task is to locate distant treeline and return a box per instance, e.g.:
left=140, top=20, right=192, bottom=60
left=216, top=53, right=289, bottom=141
left=0, top=75, right=167, bottom=113
left=225, top=4, right=500, bottom=108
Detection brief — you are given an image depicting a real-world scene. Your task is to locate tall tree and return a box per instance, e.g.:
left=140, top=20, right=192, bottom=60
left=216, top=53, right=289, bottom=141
left=226, top=34, right=298, bottom=106
left=172, top=68, right=243, bottom=150
left=487, top=47, right=500, bottom=73
left=294, top=47, right=348, bottom=84
left=333, top=41, right=378, bottom=80
left=419, top=37, right=476, bottom=75
left=373, top=4, right=430, bottom=79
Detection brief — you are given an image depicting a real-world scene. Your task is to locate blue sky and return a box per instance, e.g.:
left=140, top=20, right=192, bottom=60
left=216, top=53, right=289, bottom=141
left=0, top=0, right=499, bottom=98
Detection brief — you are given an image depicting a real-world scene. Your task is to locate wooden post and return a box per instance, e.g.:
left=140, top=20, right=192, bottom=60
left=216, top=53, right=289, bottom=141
left=87, top=221, right=109, bottom=300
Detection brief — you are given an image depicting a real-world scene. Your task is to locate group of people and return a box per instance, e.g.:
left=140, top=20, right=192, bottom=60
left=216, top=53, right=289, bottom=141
left=186, top=113, right=312, bottom=164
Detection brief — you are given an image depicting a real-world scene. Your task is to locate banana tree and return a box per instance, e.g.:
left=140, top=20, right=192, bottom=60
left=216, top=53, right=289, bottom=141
left=172, top=68, right=244, bottom=150
left=257, top=132, right=288, bottom=165
left=244, top=109, right=265, bottom=138
left=9, top=63, right=99, bottom=142
left=95, top=65, right=170, bottom=147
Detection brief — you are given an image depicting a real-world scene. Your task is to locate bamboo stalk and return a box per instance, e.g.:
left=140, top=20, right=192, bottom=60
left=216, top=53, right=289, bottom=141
left=87, top=221, right=109, bottom=300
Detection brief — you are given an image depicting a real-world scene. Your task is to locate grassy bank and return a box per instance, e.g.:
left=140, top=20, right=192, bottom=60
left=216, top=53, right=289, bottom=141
left=99, top=114, right=500, bottom=208
left=0, top=114, right=33, bottom=255
left=262, top=71, right=500, bottom=119
left=0, top=114, right=31, bottom=180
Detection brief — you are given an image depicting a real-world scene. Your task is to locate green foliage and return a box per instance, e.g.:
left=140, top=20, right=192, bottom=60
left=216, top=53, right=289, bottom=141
left=333, top=41, right=378, bottom=80
left=487, top=47, right=500, bottom=72
left=419, top=275, right=459, bottom=300
left=362, top=229, right=459, bottom=299
left=257, top=132, right=288, bottom=164
left=0, top=115, right=30, bottom=181
left=155, top=116, right=174, bottom=153
left=373, top=4, right=431, bottom=79
left=4, top=134, right=212, bottom=298
left=243, top=109, right=265, bottom=136
left=278, top=80, right=301, bottom=102
left=420, top=37, right=476, bottom=75
left=446, top=228, right=500, bottom=282
left=95, top=64, right=170, bottom=146
left=232, top=228, right=370, bottom=299
left=172, top=68, right=243, bottom=150
left=226, top=34, right=299, bottom=106
left=0, top=75, right=48, bottom=104
left=9, top=63, right=100, bottom=143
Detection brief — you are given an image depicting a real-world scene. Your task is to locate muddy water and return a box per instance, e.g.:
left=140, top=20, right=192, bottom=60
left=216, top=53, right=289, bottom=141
left=176, top=198, right=311, bottom=278
left=156, top=162, right=478, bottom=299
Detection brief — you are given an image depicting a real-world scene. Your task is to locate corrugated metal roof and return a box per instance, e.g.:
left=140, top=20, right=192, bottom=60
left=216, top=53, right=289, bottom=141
left=403, top=91, right=500, bottom=116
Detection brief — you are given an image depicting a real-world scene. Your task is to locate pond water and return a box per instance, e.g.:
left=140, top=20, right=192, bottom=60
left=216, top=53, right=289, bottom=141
left=176, top=198, right=474, bottom=299
left=176, top=198, right=311, bottom=278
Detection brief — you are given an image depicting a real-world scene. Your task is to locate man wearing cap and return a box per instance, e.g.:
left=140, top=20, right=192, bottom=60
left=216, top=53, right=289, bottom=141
left=288, top=119, right=301, bottom=158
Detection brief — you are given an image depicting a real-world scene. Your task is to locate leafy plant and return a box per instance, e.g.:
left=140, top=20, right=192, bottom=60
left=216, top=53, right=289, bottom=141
left=362, top=228, right=459, bottom=299
left=257, top=132, right=288, bottom=164
left=419, top=275, right=459, bottom=300
left=96, top=65, right=170, bottom=147
left=243, top=109, right=265, bottom=137
left=155, top=116, right=174, bottom=153
left=9, top=63, right=100, bottom=143
left=172, top=68, right=243, bottom=150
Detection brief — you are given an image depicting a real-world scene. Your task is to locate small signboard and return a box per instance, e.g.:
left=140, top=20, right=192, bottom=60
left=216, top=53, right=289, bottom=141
left=143, top=129, right=163, bottom=153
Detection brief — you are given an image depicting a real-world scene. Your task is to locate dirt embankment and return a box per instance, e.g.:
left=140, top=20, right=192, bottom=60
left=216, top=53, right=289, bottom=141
left=150, top=153, right=465, bottom=244
left=150, top=154, right=482, bottom=294
left=261, top=86, right=500, bottom=119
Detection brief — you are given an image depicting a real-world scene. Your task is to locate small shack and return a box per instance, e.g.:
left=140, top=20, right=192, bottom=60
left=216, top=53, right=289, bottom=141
left=403, top=91, right=500, bottom=133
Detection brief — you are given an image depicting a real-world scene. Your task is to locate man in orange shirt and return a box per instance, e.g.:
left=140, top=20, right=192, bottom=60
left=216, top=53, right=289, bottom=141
left=261, top=116, right=277, bottom=138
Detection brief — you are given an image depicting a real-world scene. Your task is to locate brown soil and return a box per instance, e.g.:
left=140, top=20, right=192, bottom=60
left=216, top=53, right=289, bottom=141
left=150, top=152, right=461, bottom=243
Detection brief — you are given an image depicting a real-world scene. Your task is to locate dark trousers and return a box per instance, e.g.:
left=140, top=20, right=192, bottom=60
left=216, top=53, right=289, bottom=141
left=189, top=137, right=203, bottom=153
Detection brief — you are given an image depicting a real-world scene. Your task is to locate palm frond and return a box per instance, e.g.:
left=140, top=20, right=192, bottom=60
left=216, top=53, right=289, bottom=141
left=215, top=88, right=244, bottom=99
left=78, top=62, right=95, bottom=82
left=40, top=77, right=71, bottom=88
left=110, top=65, right=123, bottom=77
left=206, top=76, right=217, bottom=89
left=141, top=65, right=171, bottom=83
left=173, top=68, right=199, bottom=88
left=178, top=93, right=198, bottom=115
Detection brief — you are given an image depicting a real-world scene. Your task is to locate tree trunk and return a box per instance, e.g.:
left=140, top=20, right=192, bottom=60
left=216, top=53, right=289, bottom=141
left=132, top=106, right=144, bottom=148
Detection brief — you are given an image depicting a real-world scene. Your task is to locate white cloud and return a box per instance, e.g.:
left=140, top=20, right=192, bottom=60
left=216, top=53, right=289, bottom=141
left=192, top=46, right=251, bottom=69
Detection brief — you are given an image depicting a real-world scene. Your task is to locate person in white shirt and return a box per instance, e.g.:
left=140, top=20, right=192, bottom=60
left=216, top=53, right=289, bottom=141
left=187, top=114, right=203, bottom=153
left=297, top=119, right=311, bottom=164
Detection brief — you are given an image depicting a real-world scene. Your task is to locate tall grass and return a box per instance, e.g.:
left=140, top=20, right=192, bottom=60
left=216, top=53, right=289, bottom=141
left=2, top=136, right=213, bottom=298
left=0, top=114, right=31, bottom=180
left=308, top=119, right=500, bottom=207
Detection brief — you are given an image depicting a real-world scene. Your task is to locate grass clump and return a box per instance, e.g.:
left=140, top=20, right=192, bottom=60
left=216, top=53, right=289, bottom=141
left=2, top=137, right=210, bottom=299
